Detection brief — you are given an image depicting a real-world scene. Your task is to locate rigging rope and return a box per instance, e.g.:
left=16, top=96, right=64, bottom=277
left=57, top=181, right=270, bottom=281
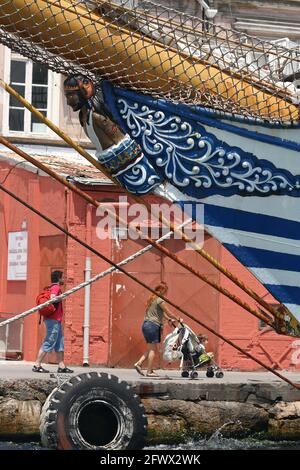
left=0, top=181, right=299, bottom=391
left=0, top=135, right=276, bottom=328
left=0, top=81, right=289, bottom=330
left=0, top=219, right=189, bottom=328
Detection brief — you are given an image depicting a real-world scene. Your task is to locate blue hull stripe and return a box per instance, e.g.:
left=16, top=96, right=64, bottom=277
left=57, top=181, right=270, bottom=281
left=264, top=284, right=300, bottom=306
left=183, top=197, right=300, bottom=309
left=201, top=203, right=300, bottom=241
left=224, top=243, right=300, bottom=273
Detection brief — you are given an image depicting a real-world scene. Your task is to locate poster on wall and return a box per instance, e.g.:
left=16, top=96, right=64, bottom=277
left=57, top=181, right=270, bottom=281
left=7, top=231, right=28, bottom=281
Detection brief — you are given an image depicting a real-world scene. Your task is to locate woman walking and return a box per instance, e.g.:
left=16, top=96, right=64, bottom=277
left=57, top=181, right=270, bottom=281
left=134, top=281, right=181, bottom=377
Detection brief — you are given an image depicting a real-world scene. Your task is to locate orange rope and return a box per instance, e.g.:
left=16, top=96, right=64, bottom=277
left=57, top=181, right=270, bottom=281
left=0, top=79, right=292, bottom=329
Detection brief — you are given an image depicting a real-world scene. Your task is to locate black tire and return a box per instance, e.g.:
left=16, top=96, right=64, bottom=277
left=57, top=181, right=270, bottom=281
left=190, top=371, right=198, bottom=379
left=40, top=386, right=59, bottom=442
left=40, top=372, right=147, bottom=450
left=206, top=367, right=214, bottom=378
left=181, top=370, right=189, bottom=378
left=216, top=371, right=224, bottom=378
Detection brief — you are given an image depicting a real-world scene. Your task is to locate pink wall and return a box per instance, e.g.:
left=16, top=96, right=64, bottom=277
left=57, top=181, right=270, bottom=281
left=1, top=159, right=299, bottom=370
left=63, top=190, right=112, bottom=365
left=0, top=161, right=112, bottom=364
left=0, top=163, right=47, bottom=360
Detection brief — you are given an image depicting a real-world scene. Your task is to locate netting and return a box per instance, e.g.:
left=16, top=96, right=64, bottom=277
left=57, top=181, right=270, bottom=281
left=0, top=0, right=299, bottom=124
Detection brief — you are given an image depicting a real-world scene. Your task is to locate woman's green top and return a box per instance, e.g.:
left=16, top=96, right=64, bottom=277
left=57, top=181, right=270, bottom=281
left=144, top=297, right=164, bottom=326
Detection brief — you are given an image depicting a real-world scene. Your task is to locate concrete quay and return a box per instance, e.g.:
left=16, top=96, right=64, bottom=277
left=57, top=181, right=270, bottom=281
left=1, top=361, right=300, bottom=443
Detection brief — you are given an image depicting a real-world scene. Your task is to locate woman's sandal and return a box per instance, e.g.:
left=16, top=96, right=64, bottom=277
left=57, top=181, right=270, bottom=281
left=134, top=363, right=144, bottom=376
left=146, top=371, right=160, bottom=377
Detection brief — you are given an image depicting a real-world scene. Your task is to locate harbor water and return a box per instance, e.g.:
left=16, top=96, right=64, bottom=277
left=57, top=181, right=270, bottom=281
left=1, top=436, right=300, bottom=450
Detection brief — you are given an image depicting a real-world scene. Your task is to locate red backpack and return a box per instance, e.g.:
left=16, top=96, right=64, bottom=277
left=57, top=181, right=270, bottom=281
left=36, top=285, right=58, bottom=319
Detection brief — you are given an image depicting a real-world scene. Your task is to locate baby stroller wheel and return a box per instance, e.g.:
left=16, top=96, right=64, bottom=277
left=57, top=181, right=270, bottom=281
left=181, top=370, right=189, bottom=378
left=216, top=371, right=224, bottom=378
left=190, top=371, right=198, bottom=379
left=206, top=366, right=214, bottom=378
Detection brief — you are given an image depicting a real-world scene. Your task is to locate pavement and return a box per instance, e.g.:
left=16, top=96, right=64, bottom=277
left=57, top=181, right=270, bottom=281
left=1, top=360, right=300, bottom=403
left=0, top=359, right=300, bottom=383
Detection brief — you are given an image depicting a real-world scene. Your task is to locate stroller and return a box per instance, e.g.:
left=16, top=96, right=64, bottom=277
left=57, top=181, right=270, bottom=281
left=163, top=322, right=224, bottom=379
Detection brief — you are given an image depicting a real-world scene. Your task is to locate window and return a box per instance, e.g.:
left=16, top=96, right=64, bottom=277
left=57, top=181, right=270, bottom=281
left=31, top=63, right=49, bottom=133
left=9, top=60, right=26, bottom=132
left=3, top=49, right=60, bottom=137
left=9, top=59, right=48, bottom=134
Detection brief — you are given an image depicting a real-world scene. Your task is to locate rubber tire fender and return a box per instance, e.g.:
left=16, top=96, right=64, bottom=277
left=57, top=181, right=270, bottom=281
left=40, top=372, right=147, bottom=450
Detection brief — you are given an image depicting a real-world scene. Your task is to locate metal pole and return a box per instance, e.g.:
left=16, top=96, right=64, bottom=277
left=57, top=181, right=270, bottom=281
left=83, top=203, right=93, bottom=366
left=83, top=256, right=91, bottom=367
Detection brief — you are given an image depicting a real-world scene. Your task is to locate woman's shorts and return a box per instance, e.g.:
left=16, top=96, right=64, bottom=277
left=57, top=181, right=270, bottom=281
left=42, top=319, right=64, bottom=353
left=142, top=320, right=161, bottom=344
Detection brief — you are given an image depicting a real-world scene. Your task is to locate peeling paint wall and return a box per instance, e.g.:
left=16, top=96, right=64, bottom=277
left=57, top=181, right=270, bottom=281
left=1, top=160, right=300, bottom=370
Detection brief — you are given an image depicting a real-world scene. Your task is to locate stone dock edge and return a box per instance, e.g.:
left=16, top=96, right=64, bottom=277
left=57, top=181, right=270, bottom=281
left=1, top=378, right=300, bottom=444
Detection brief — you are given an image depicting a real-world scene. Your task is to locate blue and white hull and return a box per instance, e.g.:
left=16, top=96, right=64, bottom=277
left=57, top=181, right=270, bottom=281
left=103, top=82, right=300, bottom=335
left=158, top=185, right=300, bottom=322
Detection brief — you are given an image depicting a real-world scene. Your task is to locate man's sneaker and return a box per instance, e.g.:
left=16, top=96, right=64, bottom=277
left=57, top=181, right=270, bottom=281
left=57, top=367, right=74, bottom=373
left=32, top=365, right=49, bottom=373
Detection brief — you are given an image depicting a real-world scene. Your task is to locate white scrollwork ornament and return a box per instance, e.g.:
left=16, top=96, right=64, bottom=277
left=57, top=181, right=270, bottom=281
left=120, top=163, right=162, bottom=194
left=118, top=99, right=294, bottom=195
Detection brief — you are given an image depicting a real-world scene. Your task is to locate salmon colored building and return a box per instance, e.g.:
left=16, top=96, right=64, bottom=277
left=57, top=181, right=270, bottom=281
left=0, top=150, right=299, bottom=371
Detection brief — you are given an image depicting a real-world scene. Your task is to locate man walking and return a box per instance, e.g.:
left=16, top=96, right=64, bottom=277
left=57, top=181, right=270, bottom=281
left=33, top=270, right=73, bottom=373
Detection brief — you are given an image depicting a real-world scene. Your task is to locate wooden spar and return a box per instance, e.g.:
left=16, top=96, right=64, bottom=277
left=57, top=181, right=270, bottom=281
left=1, top=180, right=300, bottom=391
left=0, top=0, right=297, bottom=121
left=51, top=0, right=290, bottom=99
left=0, top=136, right=275, bottom=327
left=0, top=78, right=293, bottom=328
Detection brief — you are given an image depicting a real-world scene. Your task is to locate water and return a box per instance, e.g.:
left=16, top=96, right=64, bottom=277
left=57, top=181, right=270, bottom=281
left=1, top=436, right=300, bottom=450
left=0, top=441, right=43, bottom=450
left=146, top=437, right=300, bottom=450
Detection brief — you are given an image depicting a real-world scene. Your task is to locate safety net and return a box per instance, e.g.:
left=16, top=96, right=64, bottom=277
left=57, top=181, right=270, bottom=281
left=0, top=0, right=299, bottom=124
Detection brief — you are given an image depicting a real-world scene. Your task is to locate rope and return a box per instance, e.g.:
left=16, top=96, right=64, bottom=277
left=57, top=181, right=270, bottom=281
left=0, top=136, right=275, bottom=327
left=0, top=182, right=299, bottom=391
left=0, top=88, right=284, bottom=328
left=0, top=216, right=190, bottom=328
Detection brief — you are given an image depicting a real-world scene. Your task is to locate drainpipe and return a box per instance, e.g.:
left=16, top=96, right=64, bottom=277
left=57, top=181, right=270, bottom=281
left=83, top=204, right=92, bottom=367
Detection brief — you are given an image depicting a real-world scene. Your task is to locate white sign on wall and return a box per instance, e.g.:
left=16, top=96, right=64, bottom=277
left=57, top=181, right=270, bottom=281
left=7, top=231, right=28, bottom=281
